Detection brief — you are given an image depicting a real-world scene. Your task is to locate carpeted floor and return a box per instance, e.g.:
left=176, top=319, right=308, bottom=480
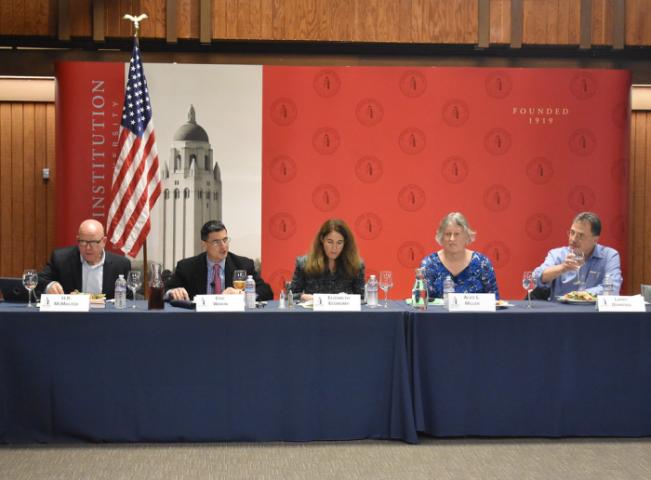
left=1, top=438, right=651, bottom=480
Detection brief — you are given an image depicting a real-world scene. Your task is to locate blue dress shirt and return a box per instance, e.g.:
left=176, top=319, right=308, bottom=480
left=532, top=244, right=622, bottom=298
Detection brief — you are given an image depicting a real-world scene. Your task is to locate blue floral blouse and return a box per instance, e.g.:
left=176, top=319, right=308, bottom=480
left=420, top=251, right=500, bottom=299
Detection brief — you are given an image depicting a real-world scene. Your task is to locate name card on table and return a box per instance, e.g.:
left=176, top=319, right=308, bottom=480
left=313, top=294, right=361, bottom=312
left=445, top=293, right=496, bottom=312
left=40, top=294, right=90, bottom=312
left=597, top=295, right=646, bottom=312
left=195, top=294, right=245, bottom=312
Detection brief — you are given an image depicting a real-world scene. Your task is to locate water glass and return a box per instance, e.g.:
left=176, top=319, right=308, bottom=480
left=127, top=270, right=142, bottom=309
left=22, top=269, right=38, bottom=307
left=379, top=270, right=393, bottom=308
left=522, top=271, right=534, bottom=309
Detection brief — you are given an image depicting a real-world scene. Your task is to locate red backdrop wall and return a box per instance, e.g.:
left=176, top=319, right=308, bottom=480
left=261, top=67, right=631, bottom=299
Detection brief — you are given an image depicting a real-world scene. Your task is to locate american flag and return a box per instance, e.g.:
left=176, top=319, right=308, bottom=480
left=107, top=39, right=161, bottom=257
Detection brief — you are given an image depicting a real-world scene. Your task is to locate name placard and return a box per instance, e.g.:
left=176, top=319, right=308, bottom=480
left=313, top=294, right=361, bottom=312
left=597, top=295, right=646, bottom=312
left=40, top=294, right=90, bottom=312
left=194, top=294, right=245, bottom=312
left=445, top=293, right=496, bottom=312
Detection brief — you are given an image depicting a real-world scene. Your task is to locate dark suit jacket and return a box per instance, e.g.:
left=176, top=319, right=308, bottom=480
left=37, top=246, right=132, bottom=299
left=166, top=251, right=273, bottom=301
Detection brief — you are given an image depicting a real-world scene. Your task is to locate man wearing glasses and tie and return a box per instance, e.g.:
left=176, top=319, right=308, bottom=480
left=165, top=220, right=273, bottom=302
left=37, top=219, right=131, bottom=298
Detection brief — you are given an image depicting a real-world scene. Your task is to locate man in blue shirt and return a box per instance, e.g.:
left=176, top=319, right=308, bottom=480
left=533, top=211, right=622, bottom=298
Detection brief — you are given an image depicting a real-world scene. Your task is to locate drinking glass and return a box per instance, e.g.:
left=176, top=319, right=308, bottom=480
left=127, top=270, right=142, bottom=309
left=569, top=248, right=585, bottom=286
left=22, top=269, right=38, bottom=307
left=379, top=270, right=393, bottom=308
left=233, top=270, right=247, bottom=291
left=522, top=271, right=534, bottom=309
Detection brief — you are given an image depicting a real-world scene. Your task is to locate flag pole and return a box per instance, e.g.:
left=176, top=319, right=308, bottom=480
left=123, top=12, right=150, bottom=296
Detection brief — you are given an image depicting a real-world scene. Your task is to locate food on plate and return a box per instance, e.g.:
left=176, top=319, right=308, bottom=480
left=562, top=291, right=596, bottom=302
left=70, top=290, right=105, bottom=299
left=496, top=299, right=509, bottom=307
left=70, top=290, right=106, bottom=303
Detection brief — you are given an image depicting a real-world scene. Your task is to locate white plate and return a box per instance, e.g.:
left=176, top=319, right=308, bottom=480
left=496, top=301, right=515, bottom=309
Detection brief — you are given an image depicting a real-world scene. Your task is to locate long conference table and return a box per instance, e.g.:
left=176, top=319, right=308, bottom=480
left=1, top=300, right=650, bottom=444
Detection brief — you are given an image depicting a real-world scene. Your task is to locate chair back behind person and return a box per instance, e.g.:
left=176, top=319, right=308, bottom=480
left=0, top=277, right=28, bottom=302
left=641, top=284, right=651, bottom=303
left=524, top=286, right=551, bottom=301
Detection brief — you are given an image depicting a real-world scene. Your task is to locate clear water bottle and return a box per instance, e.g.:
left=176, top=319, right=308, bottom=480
left=245, top=275, right=256, bottom=309
left=278, top=288, right=287, bottom=309
left=443, top=275, right=455, bottom=307
left=366, top=274, right=379, bottom=307
left=602, top=273, right=614, bottom=296
left=285, top=281, right=294, bottom=308
left=114, top=274, right=127, bottom=309
left=411, top=268, right=428, bottom=310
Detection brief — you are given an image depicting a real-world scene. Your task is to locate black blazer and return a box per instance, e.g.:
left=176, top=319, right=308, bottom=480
left=37, top=246, right=131, bottom=299
left=166, top=251, right=273, bottom=301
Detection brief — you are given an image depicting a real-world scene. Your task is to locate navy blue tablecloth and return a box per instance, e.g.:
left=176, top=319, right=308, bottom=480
left=0, top=301, right=416, bottom=443
left=4, top=299, right=651, bottom=443
left=411, top=300, right=651, bottom=437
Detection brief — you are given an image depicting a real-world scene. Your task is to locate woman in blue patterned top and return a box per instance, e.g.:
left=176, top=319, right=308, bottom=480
left=420, top=212, right=499, bottom=299
left=290, top=218, right=365, bottom=302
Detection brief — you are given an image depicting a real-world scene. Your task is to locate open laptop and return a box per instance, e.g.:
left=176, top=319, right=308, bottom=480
left=0, top=277, right=28, bottom=302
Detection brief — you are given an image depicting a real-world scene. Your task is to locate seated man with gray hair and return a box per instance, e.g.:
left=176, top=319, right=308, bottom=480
left=532, top=211, right=622, bottom=298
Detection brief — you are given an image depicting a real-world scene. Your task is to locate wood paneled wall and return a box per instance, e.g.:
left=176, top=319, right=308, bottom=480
left=1, top=0, right=650, bottom=48
left=0, top=102, right=56, bottom=277
left=213, top=0, right=479, bottom=43
left=522, top=0, right=581, bottom=45
left=0, top=0, right=55, bottom=37
left=630, top=110, right=651, bottom=293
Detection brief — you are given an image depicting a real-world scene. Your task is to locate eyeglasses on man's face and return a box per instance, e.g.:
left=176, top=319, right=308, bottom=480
left=205, top=237, right=230, bottom=247
left=78, top=238, right=103, bottom=247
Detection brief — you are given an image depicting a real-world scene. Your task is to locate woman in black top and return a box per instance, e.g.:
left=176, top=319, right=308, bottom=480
left=290, top=218, right=365, bottom=302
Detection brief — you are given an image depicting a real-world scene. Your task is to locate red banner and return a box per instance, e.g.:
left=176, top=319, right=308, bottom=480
left=261, top=67, right=630, bottom=298
left=55, top=61, right=124, bottom=247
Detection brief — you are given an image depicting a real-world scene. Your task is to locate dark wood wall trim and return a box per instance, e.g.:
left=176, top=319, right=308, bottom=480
left=200, top=0, right=211, bottom=44
left=167, top=0, right=177, bottom=43
left=613, top=0, right=625, bottom=49
left=58, top=0, right=71, bottom=42
left=579, top=0, right=592, bottom=49
left=510, top=0, right=523, bottom=48
left=478, top=0, right=490, bottom=48
left=93, top=0, right=105, bottom=43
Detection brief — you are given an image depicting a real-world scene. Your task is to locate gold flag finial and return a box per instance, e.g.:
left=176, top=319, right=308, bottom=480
left=123, top=13, right=148, bottom=37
